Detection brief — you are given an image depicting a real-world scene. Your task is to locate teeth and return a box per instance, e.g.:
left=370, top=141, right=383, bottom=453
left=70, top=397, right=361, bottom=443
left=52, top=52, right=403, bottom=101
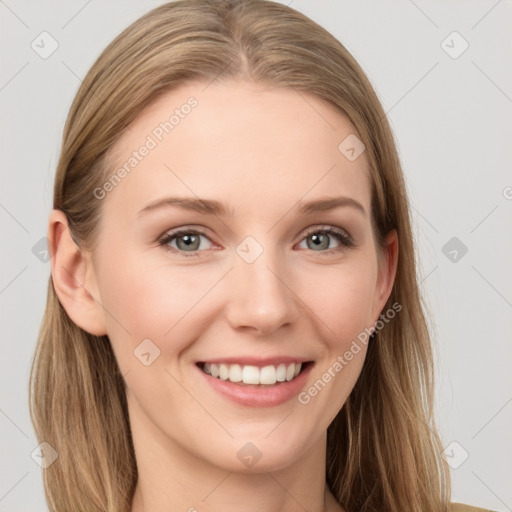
left=260, top=365, right=276, bottom=385
left=276, top=363, right=286, bottom=382
left=285, top=363, right=295, bottom=381
left=228, top=364, right=242, bottom=382
left=219, top=364, right=229, bottom=380
left=203, top=362, right=303, bottom=385
left=242, top=365, right=260, bottom=384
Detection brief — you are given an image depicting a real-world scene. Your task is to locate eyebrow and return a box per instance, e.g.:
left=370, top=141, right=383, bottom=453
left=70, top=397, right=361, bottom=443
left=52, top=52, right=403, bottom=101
left=137, top=195, right=367, bottom=218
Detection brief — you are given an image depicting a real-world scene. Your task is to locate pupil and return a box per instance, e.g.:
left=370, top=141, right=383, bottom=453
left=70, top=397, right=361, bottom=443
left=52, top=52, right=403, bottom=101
left=178, top=234, right=199, bottom=250
left=310, top=233, right=328, bottom=250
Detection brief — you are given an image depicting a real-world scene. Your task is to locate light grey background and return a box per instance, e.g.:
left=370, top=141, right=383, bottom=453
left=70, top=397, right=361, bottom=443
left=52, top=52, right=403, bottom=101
left=1, top=1, right=511, bottom=510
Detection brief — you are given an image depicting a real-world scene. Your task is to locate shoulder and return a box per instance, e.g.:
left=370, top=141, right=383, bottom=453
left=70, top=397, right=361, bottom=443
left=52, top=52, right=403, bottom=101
left=451, top=502, right=499, bottom=512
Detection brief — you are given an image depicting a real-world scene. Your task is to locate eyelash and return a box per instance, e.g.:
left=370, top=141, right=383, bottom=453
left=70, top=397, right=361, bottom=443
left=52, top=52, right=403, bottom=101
left=158, top=225, right=355, bottom=258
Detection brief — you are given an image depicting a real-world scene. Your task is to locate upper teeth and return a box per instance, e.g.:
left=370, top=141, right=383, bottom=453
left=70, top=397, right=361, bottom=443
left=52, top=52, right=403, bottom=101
left=203, top=362, right=302, bottom=385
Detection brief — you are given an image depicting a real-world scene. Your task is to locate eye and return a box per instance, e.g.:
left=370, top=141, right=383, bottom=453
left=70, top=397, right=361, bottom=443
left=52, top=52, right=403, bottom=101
left=296, top=226, right=355, bottom=253
left=158, top=228, right=215, bottom=257
left=158, top=225, right=355, bottom=258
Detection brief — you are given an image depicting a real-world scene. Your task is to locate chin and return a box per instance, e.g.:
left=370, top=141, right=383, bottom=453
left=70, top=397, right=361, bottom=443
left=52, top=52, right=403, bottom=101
left=202, top=428, right=314, bottom=474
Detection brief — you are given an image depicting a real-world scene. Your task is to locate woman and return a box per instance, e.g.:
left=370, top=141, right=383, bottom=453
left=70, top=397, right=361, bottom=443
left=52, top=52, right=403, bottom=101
left=29, top=1, right=495, bottom=511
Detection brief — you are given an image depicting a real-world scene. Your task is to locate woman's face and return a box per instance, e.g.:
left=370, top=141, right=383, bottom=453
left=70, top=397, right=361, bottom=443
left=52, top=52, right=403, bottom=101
left=83, top=80, right=396, bottom=472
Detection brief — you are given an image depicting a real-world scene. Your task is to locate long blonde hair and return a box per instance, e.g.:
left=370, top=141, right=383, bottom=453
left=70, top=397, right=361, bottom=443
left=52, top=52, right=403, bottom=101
left=29, top=1, right=451, bottom=510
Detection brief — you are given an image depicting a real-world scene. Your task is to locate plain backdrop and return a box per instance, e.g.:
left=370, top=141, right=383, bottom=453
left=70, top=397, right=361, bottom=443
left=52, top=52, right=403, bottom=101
left=1, top=1, right=511, bottom=510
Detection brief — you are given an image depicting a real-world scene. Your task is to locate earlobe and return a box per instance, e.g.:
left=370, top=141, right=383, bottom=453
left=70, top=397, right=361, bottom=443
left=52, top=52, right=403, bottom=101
left=372, top=229, right=399, bottom=322
left=48, top=209, right=107, bottom=336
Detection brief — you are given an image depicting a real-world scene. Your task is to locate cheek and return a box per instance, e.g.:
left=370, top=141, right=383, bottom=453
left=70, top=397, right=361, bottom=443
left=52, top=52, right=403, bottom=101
left=293, top=261, right=376, bottom=427
left=95, top=249, right=227, bottom=355
left=296, top=256, right=377, bottom=342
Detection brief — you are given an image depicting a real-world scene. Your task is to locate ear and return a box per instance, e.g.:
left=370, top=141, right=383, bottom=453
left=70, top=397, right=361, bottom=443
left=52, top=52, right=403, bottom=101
left=371, top=229, right=399, bottom=323
left=48, top=209, right=107, bottom=336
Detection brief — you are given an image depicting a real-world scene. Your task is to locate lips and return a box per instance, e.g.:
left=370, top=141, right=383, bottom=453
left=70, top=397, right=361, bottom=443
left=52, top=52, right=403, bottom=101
left=196, top=359, right=315, bottom=407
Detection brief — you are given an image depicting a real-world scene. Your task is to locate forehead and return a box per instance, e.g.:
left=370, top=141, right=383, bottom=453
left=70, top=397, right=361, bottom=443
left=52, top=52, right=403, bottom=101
left=102, top=80, right=371, bottom=221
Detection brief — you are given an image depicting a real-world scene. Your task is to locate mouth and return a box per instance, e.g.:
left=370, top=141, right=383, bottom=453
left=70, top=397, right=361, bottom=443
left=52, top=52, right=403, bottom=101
left=195, top=358, right=315, bottom=407
left=196, top=361, right=314, bottom=387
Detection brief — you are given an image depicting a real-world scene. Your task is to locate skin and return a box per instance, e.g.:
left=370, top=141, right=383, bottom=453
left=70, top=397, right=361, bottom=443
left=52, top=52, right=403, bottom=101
left=49, top=80, right=398, bottom=512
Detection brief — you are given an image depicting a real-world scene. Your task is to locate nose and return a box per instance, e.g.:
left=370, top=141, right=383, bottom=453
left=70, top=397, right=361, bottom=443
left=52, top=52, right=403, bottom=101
left=224, top=246, right=300, bottom=336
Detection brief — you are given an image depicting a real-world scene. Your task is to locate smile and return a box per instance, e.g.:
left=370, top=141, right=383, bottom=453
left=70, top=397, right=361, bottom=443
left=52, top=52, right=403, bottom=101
left=200, top=362, right=305, bottom=385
